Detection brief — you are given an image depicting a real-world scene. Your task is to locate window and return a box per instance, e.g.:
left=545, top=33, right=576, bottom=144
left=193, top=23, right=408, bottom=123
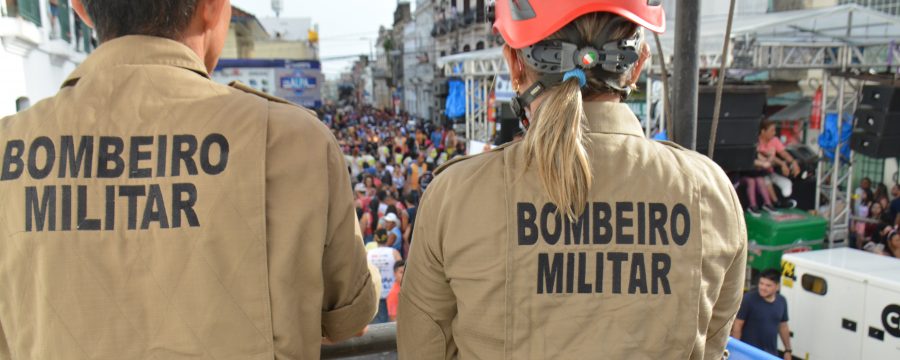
left=463, top=44, right=470, bottom=52
left=475, top=41, right=485, bottom=50
left=16, top=0, right=41, bottom=26
left=53, top=0, right=72, bottom=42
left=801, top=274, right=828, bottom=296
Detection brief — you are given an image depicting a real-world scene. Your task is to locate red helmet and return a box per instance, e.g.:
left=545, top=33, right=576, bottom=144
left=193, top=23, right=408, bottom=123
left=493, top=0, right=667, bottom=49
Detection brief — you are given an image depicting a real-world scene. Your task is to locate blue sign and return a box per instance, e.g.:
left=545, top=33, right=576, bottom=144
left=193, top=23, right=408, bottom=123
left=281, top=76, right=317, bottom=90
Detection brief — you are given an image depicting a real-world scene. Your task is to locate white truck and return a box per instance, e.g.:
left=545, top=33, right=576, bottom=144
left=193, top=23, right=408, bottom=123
left=780, top=248, right=900, bottom=359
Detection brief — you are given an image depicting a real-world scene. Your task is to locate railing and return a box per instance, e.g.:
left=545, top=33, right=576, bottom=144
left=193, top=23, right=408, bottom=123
left=321, top=322, right=397, bottom=359
left=320, top=324, right=776, bottom=360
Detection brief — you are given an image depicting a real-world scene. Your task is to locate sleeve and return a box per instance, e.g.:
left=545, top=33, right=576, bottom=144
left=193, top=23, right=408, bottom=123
left=397, top=185, right=458, bottom=360
left=736, top=294, right=750, bottom=320
left=320, top=130, right=380, bottom=342
left=774, top=138, right=786, bottom=153
left=781, top=299, right=789, bottom=322
left=702, top=161, right=749, bottom=356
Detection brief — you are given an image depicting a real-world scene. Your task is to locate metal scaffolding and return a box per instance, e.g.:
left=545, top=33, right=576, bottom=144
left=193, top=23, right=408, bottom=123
left=439, top=48, right=508, bottom=143
left=815, top=71, right=862, bottom=248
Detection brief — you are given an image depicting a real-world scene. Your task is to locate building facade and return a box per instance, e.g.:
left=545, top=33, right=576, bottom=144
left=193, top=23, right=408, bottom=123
left=401, top=0, right=437, bottom=121
left=222, top=6, right=318, bottom=61
left=1, top=0, right=94, bottom=116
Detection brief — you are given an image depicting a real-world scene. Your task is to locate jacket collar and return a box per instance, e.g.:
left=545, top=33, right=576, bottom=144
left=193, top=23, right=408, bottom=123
left=582, top=102, right=645, bottom=138
left=62, top=35, right=210, bottom=88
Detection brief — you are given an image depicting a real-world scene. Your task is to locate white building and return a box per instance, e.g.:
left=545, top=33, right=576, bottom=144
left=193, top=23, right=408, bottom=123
left=1, top=0, right=93, bottom=116
left=407, top=0, right=436, bottom=121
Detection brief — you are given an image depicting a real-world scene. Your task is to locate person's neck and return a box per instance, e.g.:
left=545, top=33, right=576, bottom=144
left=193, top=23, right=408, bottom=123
left=763, top=293, right=777, bottom=303
left=179, top=32, right=212, bottom=73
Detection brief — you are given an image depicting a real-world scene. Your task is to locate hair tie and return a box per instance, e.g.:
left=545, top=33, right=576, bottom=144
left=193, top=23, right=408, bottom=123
left=563, top=68, right=588, bottom=88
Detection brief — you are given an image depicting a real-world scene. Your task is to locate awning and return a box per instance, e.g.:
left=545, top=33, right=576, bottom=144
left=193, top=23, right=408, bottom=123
left=769, top=99, right=812, bottom=122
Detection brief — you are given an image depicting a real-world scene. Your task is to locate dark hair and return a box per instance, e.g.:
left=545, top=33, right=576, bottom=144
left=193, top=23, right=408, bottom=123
left=393, top=260, right=406, bottom=271
left=760, top=269, right=781, bottom=284
left=405, top=192, right=419, bottom=206
left=759, top=119, right=776, bottom=133
left=368, top=198, right=381, bottom=233
left=82, top=0, right=200, bottom=42
left=374, top=229, right=389, bottom=244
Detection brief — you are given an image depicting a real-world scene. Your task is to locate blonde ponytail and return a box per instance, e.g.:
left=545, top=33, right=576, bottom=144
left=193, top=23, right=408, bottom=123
left=516, top=13, right=642, bottom=221
left=522, top=79, right=592, bottom=220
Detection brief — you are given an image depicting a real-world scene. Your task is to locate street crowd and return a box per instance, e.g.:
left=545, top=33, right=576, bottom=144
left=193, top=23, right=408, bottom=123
left=321, top=106, right=468, bottom=323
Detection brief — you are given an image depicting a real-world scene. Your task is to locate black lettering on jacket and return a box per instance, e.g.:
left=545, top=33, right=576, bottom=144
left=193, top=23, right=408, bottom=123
left=537, top=252, right=563, bottom=294
left=129, top=136, right=153, bottom=179
left=540, top=203, right=561, bottom=245
left=1, top=140, right=25, bottom=181
left=25, top=186, right=55, bottom=231
left=27, top=136, right=55, bottom=180
left=200, top=134, right=229, bottom=175
left=59, top=136, right=93, bottom=178
left=98, top=137, right=125, bottom=178
left=518, top=202, right=538, bottom=245
left=171, top=135, right=198, bottom=176
left=172, top=183, right=200, bottom=227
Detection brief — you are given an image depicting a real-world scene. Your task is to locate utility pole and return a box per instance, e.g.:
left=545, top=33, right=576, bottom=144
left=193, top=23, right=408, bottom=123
left=672, top=0, right=701, bottom=150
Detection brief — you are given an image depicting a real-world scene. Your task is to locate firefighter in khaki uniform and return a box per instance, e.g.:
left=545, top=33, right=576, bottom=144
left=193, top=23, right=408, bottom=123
left=0, top=0, right=377, bottom=358
left=398, top=1, right=747, bottom=359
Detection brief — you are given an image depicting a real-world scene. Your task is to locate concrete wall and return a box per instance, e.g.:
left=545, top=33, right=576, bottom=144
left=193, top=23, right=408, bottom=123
left=253, top=41, right=314, bottom=60
left=221, top=27, right=240, bottom=59
left=0, top=50, right=28, bottom=116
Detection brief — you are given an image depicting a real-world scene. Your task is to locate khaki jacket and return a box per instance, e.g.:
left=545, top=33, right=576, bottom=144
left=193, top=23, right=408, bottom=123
left=0, top=36, right=377, bottom=359
left=398, top=102, right=747, bottom=359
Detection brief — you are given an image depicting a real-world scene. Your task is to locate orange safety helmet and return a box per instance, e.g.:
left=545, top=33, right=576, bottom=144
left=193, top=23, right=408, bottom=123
left=493, top=0, right=666, bottom=49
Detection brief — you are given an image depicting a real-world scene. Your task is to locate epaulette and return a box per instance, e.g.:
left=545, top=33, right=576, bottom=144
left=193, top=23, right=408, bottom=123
left=229, top=81, right=317, bottom=117
left=655, top=140, right=688, bottom=152
left=434, top=140, right=518, bottom=176
left=229, top=81, right=293, bottom=105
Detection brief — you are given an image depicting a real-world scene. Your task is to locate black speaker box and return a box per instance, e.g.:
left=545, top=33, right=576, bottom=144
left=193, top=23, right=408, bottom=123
left=696, top=117, right=762, bottom=147
left=850, top=130, right=900, bottom=158
left=698, top=87, right=767, bottom=119
left=853, top=107, right=900, bottom=137
left=696, top=145, right=758, bottom=172
left=860, top=85, right=900, bottom=113
left=495, top=106, right=521, bottom=146
left=792, top=177, right=818, bottom=211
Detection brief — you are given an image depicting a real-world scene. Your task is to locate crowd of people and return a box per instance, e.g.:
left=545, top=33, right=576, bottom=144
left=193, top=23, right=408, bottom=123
left=320, top=106, right=469, bottom=323
left=853, top=178, right=900, bottom=258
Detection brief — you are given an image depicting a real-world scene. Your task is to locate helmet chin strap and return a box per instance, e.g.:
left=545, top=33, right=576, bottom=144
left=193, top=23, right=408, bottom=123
left=510, top=74, right=560, bottom=129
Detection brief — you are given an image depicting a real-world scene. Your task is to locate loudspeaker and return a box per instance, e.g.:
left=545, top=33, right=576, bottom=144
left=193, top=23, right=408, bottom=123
left=696, top=145, right=758, bottom=172
left=853, top=108, right=900, bottom=137
left=495, top=104, right=522, bottom=145
left=696, top=117, right=762, bottom=147
left=851, top=130, right=900, bottom=158
left=698, top=87, right=767, bottom=119
left=792, top=177, right=818, bottom=211
left=860, top=85, right=900, bottom=113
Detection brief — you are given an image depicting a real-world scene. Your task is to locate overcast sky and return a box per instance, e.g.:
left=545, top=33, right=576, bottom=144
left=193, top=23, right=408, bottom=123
left=231, top=0, right=406, bottom=78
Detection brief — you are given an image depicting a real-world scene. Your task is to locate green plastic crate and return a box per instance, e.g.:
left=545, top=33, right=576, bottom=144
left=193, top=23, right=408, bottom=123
left=745, top=209, right=827, bottom=272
